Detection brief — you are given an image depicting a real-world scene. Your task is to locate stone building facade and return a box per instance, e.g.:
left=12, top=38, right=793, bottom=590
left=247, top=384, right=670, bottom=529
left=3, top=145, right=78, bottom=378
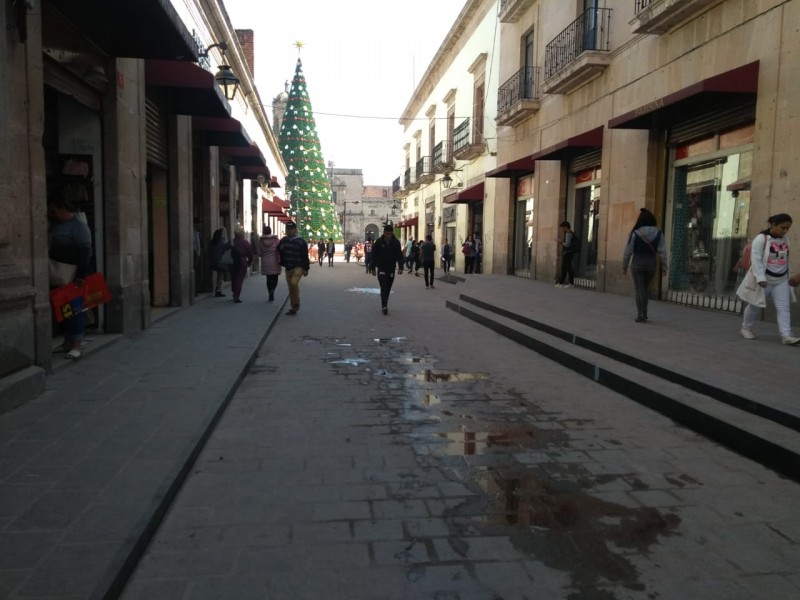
left=0, top=0, right=285, bottom=410
left=399, top=0, right=799, bottom=320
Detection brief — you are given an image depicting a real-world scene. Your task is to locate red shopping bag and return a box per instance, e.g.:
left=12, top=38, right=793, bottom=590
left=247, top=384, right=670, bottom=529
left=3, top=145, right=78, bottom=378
left=49, top=283, right=84, bottom=323
left=82, top=272, right=112, bottom=310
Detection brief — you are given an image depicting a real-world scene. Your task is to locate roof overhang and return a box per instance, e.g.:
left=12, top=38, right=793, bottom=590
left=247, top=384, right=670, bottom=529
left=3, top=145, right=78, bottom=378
left=486, top=156, right=535, bottom=178
left=262, top=199, right=285, bottom=214
left=608, top=61, right=760, bottom=130
left=222, top=146, right=268, bottom=169
left=237, top=165, right=272, bottom=179
left=193, top=117, right=251, bottom=147
left=272, top=196, right=290, bottom=209
left=445, top=181, right=485, bottom=204
left=47, top=0, right=198, bottom=60
left=146, top=60, right=230, bottom=118
left=531, top=126, right=604, bottom=162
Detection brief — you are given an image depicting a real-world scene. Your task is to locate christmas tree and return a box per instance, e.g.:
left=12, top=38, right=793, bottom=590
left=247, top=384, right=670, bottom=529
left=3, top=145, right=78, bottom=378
left=278, top=58, right=342, bottom=241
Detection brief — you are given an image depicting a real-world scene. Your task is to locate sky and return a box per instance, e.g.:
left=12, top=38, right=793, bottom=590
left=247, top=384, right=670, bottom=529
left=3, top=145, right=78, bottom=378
left=223, top=0, right=467, bottom=186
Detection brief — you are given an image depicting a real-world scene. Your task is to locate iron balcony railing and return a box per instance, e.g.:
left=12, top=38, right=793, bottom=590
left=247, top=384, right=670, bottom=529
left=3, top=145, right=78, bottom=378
left=432, top=140, right=452, bottom=170
left=392, top=177, right=401, bottom=194
left=415, top=156, right=432, bottom=179
left=635, top=0, right=658, bottom=12
left=453, top=119, right=471, bottom=154
left=497, top=66, right=539, bottom=114
left=403, top=168, right=411, bottom=188
left=544, top=7, right=612, bottom=80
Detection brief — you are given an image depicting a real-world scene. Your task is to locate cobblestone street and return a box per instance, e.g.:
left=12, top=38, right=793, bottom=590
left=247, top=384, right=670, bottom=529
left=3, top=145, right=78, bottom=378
left=120, top=264, right=800, bottom=599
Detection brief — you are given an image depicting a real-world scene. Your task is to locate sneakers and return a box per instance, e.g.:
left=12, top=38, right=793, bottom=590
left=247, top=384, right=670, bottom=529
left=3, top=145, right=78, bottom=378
left=286, top=309, right=297, bottom=315
left=781, top=336, right=800, bottom=346
left=555, top=283, right=563, bottom=288
left=214, top=291, right=225, bottom=297
left=382, top=306, right=388, bottom=315
left=740, top=328, right=756, bottom=340
left=65, top=349, right=81, bottom=360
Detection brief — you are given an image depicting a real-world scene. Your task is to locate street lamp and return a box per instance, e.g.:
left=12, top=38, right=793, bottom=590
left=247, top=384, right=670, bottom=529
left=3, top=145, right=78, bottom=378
left=343, top=199, right=360, bottom=242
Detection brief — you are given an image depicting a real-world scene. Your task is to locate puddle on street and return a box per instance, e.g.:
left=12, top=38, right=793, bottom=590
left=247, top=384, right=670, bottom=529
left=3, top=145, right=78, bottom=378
left=454, top=468, right=681, bottom=595
left=430, top=429, right=543, bottom=456
left=399, top=354, right=429, bottom=364
left=347, top=287, right=381, bottom=295
left=414, top=370, right=488, bottom=383
left=330, top=358, right=370, bottom=366
left=423, top=394, right=441, bottom=406
left=374, top=337, right=407, bottom=344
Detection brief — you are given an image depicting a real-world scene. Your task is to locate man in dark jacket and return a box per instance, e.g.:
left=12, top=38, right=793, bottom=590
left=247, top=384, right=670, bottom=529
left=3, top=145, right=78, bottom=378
left=277, top=222, right=310, bottom=315
left=370, top=224, right=404, bottom=314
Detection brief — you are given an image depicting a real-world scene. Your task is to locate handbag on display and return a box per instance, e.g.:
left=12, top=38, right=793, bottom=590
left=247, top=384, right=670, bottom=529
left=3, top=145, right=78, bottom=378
left=49, top=259, right=77, bottom=287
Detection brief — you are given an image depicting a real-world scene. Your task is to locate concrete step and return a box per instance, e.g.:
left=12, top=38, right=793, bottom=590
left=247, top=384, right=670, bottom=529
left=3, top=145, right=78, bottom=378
left=446, top=294, right=800, bottom=483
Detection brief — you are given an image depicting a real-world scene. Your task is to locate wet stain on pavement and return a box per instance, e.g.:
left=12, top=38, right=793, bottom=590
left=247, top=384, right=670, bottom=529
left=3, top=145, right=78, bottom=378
left=319, top=333, right=681, bottom=597
left=413, top=370, right=489, bottom=383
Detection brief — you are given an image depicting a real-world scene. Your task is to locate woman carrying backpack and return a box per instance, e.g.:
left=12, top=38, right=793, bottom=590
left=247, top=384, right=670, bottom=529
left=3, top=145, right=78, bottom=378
left=622, top=209, right=668, bottom=323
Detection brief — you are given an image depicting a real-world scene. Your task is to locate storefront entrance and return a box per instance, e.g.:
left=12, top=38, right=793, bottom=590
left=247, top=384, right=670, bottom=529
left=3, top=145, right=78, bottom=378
left=666, top=123, right=753, bottom=311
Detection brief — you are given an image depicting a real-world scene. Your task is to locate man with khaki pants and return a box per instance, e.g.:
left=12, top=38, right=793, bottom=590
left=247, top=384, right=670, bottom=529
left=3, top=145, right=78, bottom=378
left=277, top=222, right=310, bottom=315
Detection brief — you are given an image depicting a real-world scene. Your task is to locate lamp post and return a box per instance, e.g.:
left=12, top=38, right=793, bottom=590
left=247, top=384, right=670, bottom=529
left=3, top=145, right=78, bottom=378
left=343, top=199, right=360, bottom=242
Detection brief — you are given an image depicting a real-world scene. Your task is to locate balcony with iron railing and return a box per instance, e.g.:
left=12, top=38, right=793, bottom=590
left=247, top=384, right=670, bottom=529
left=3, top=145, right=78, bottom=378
left=405, top=165, right=421, bottom=191
left=413, top=156, right=434, bottom=188
left=403, top=167, right=412, bottom=190
left=392, top=175, right=408, bottom=199
left=631, top=0, right=721, bottom=35
left=431, top=140, right=454, bottom=174
left=496, top=66, right=540, bottom=127
left=498, top=0, right=535, bottom=23
left=452, top=118, right=484, bottom=160
left=542, top=8, right=612, bottom=95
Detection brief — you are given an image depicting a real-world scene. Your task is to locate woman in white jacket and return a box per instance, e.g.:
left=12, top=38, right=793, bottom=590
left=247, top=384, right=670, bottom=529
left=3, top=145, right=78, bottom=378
left=740, top=213, right=800, bottom=345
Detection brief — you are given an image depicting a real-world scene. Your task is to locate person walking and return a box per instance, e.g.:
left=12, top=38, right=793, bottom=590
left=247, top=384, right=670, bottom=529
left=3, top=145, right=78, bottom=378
left=404, top=237, right=414, bottom=271
left=255, top=225, right=281, bottom=302
left=364, top=237, right=374, bottom=273
left=209, top=227, right=228, bottom=297
left=370, top=224, right=405, bottom=314
left=441, top=238, right=452, bottom=275
left=316, top=240, right=325, bottom=267
left=739, top=213, right=800, bottom=345
left=278, top=222, right=310, bottom=315
left=410, top=239, right=422, bottom=276
left=621, top=209, right=668, bottom=323
left=48, top=194, right=92, bottom=359
left=462, top=235, right=474, bottom=273
left=421, top=234, right=437, bottom=289
left=326, top=238, right=335, bottom=267
left=556, top=222, right=578, bottom=288
left=345, top=240, right=352, bottom=263
left=229, top=227, right=253, bottom=304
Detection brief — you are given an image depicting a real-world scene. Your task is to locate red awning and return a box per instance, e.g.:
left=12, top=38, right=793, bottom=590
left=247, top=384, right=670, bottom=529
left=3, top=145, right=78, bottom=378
left=445, top=181, right=485, bottom=204
left=237, top=165, right=271, bottom=180
left=222, top=145, right=267, bottom=168
left=145, top=60, right=230, bottom=118
left=272, top=196, right=290, bottom=208
left=193, top=117, right=252, bottom=147
left=531, top=126, right=604, bottom=162
left=269, top=176, right=282, bottom=188
left=486, top=156, right=535, bottom=178
left=262, top=198, right=285, bottom=214
left=608, top=61, right=760, bottom=129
